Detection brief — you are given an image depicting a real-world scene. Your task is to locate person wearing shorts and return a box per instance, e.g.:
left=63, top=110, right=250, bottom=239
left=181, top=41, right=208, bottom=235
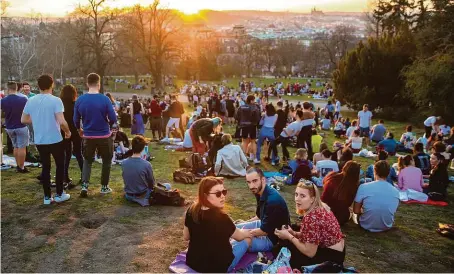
left=358, top=104, right=373, bottom=146
left=1, top=81, right=29, bottom=173
left=235, top=95, right=261, bottom=161
left=165, top=95, right=184, bottom=138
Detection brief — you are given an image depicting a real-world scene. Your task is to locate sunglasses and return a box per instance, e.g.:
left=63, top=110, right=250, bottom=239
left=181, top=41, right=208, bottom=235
left=208, top=189, right=228, bottom=198
left=299, top=179, right=314, bottom=187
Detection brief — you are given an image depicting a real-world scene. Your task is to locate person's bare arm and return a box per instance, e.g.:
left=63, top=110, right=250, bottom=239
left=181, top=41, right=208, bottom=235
left=183, top=225, right=190, bottom=241
left=21, top=113, right=32, bottom=124
left=353, top=202, right=362, bottom=214
left=55, top=112, right=71, bottom=138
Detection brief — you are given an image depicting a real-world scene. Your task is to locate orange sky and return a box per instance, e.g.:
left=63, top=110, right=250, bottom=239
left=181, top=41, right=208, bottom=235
left=7, top=0, right=369, bottom=17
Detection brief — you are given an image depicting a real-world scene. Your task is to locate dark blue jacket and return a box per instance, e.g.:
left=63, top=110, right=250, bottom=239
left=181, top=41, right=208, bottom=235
left=255, top=185, right=290, bottom=244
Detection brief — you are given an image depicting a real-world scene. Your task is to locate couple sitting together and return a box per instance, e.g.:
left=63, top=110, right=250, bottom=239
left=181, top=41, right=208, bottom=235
left=182, top=167, right=346, bottom=273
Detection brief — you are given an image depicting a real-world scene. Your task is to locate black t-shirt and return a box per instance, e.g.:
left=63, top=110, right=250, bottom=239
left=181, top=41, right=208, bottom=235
left=114, top=131, right=129, bottom=149
left=275, top=109, right=287, bottom=130
left=185, top=208, right=236, bottom=273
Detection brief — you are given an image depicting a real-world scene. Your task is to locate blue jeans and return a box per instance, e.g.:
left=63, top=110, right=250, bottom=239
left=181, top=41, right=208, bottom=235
left=256, top=127, right=275, bottom=160
left=229, top=220, right=274, bottom=272
left=125, top=189, right=152, bottom=206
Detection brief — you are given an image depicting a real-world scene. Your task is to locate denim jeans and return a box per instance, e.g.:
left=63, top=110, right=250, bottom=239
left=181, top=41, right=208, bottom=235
left=256, top=127, right=275, bottom=160
left=36, top=141, right=65, bottom=198
left=229, top=220, right=274, bottom=272
left=125, top=189, right=152, bottom=206
left=82, top=137, right=113, bottom=186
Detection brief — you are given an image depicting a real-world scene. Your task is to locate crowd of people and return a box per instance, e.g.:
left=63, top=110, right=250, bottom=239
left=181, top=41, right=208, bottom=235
left=1, top=75, right=453, bottom=273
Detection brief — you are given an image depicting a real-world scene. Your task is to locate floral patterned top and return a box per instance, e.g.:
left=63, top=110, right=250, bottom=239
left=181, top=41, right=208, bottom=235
left=298, top=207, right=344, bottom=248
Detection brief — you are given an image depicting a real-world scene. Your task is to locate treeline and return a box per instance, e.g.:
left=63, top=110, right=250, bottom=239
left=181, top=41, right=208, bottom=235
left=333, top=0, right=454, bottom=124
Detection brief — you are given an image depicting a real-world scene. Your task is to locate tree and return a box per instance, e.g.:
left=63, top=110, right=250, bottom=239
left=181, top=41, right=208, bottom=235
left=258, top=39, right=278, bottom=73
left=1, top=0, right=10, bottom=17
left=74, top=0, right=120, bottom=92
left=275, top=38, right=303, bottom=75
left=319, top=25, right=358, bottom=70
left=240, top=36, right=261, bottom=77
left=372, top=0, right=418, bottom=36
left=123, top=1, right=182, bottom=92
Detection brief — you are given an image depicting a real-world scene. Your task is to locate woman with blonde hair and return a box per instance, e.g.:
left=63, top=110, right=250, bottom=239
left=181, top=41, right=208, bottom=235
left=183, top=177, right=251, bottom=273
left=275, top=179, right=345, bottom=269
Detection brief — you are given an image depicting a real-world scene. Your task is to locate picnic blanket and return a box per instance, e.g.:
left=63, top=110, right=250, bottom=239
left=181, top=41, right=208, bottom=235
left=169, top=251, right=273, bottom=273
left=1, top=155, right=39, bottom=168
left=402, top=199, right=448, bottom=206
left=353, top=149, right=377, bottom=158
left=263, top=171, right=284, bottom=178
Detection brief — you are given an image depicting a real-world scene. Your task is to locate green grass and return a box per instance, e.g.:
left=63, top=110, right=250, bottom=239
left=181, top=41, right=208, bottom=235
left=1, top=103, right=454, bottom=272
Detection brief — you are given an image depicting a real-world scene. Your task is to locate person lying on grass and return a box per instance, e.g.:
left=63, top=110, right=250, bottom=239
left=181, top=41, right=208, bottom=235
left=274, top=179, right=346, bottom=269
left=183, top=177, right=252, bottom=273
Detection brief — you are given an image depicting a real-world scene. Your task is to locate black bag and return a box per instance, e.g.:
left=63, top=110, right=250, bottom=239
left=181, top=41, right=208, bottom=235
left=151, top=183, right=185, bottom=206
left=279, top=165, right=293, bottom=175
left=186, top=153, right=209, bottom=173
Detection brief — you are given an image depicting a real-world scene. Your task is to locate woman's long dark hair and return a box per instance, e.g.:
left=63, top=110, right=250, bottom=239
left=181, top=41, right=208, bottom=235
left=60, top=84, right=77, bottom=104
left=333, top=161, right=361, bottom=201
left=265, top=103, right=276, bottom=116
left=189, top=177, right=224, bottom=224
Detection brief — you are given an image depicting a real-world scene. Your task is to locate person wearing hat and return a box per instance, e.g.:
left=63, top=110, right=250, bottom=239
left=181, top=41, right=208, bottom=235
left=189, top=117, right=222, bottom=155
left=130, top=94, right=145, bottom=136
left=122, top=135, right=155, bottom=207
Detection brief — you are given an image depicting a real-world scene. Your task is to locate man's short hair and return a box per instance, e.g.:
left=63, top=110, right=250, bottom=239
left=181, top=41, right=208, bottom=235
left=87, top=73, right=100, bottom=86
left=277, top=101, right=283, bottom=107
left=131, top=135, right=147, bottom=154
left=379, top=119, right=384, bottom=123
left=363, top=104, right=369, bottom=108
left=302, top=101, right=311, bottom=110
left=374, top=160, right=390, bottom=179
left=37, top=74, right=54, bottom=91
left=221, top=134, right=232, bottom=146
left=246, top=166, right=264, bottom=179
left=22, top=81, right=30, bottom=87
left=7, top=81, right=17, bottom=91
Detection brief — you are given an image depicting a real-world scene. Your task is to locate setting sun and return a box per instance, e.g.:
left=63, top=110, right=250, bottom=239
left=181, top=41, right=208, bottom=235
left=179, top=6, right=200, bottom=15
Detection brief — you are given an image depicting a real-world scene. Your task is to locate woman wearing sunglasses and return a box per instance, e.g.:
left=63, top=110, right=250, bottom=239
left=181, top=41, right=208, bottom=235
left=183, top=177, right=252, bottom=273
left=274, top=179, right=345, bottom=269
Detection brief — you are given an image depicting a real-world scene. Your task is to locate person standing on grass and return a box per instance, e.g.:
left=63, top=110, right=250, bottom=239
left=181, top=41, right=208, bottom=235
left=334, top=98, right=341, bottom=120
left=255, top=103, right=277, bottom=164
left=149, top=95, right=163, bottom=141
left=21, top=82, right=36, bottom=146
left=130, top=94, right=145, bottom=136
left=1, top=81, right=29, bottom=173
left=60, top=85, right=83, bottom=189
left=74, top=73, right=117, bottom=197
left=354, top=160, right=400, bottom=232
left=21, top=74, right=71, bottom=205
left=165, top=95, right=184, bottom=139
left=357, top=104, right=373, bottom=146
left=297, top=102, right=315, bottom=159
left=235, top=95, right=261, bottom=161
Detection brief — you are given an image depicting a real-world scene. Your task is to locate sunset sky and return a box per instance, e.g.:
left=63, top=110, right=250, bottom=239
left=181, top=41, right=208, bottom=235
left=7, top=0, right=368, bottom=17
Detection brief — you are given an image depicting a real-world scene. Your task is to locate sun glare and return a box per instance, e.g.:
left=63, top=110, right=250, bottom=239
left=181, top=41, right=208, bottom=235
left=179, top=6, right=200, bottom=15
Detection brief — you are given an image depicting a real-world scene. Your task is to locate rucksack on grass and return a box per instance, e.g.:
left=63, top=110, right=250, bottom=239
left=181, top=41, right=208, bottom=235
left=151, top=183, right=185, bottom=207
left=173, top=168, right=196, bottom=184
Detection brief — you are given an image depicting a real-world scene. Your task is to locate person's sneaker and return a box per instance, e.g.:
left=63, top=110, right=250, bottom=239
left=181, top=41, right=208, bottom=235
left=100, top=185, right=112, bottom=194
left=80, top=183, right=89, bottom=197
left=54, top=192, right=71, bottom=203
left=264, top=157, right=271, bottom=162
left=65, top=182, right=76, bottom=190
left=253, top=159, right=261, bottom=165
left=43, top=197, right=54, bottom=205
left=16, top=167, right=30, bottom=173
left=271, top=161, right=277, bottom=166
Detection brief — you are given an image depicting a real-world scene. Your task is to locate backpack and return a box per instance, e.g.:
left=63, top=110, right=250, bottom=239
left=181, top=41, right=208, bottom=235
left=173, top=168, right=196, bottom=184
left=238, top=105, right=260, bottom=127
left=279, top=165, right=293, bottom=175
left=151, top=182, right=185, bottom=206
left=186, top=153, right=209, bottom=173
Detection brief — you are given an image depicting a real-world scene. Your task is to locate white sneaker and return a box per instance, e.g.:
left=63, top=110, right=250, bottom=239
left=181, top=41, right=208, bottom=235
left=43, top=197, right=54, bottom=205
left=253, top=159, right=261, bottom=164
left=100, top=185, right=112, bottom=194
left=54, top=193, right=71, bottom=203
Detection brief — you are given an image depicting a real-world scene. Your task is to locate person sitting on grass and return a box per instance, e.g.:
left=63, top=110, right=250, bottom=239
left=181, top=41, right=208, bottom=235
left=345, top=120, right=357, bottom=138
left=344, top=118, right=351, bottom=129
left=423, top=153, right=449, bottom=200
left=312, top=150, right=339, bottom=187
left=431, top=141, right=451, bottom=165
left=274, top=180, right=345, bottom=269
left=321, top=161, right=361, bottom=225
left=399, top=125, right=417, bottom=153
left=397, top=155, right=424, bottom=192
left=289, top=148, right=314, bottom=173
left=354, top=160, right=400, bottom=232
left=370, top=120, right=386, bottom=143
left=313, top=142, right=329, bottom=165
left=122, top=136, right=154, bottom=207
left=345, top=129, right=363, bottom=153
left=378, top=132, right=398, bottom=156
left=183, top=177, right=252, bottom=273
left=333, top=118, right=346, bottom=138
left=337, top=147, right=353, bottom=171
left=366, top=151, right=398, bottom=185
left=311, top=129, right=324, bottom=156
left=320, top=114, right=331, bottom=130
left=413, top=142, right=431, bottom=176
left=215, top=134, right=248, bottom=177
left=230, top=167, right=290, bottom=270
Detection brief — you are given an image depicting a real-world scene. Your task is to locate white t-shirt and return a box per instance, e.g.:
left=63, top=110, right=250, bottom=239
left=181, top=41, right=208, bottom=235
left=281, top=120, right=303, bottom=138
left=321, top=118, right=331, bottom=130
left=349, top=136, right=363, bottom=150
left=193, top=95, right=198, bottom=102
left=22, top=94, right=64, bottom=145
left=335, top=100, right=341, bottom=112
left=424, top=116, right=436, bottom=127
left=358, top=110, right=373, bottom=128
left=316, top=160, right=339, bottom=179
left=439, top=125, right=451, bottom=136
left=346, top=126, right=356, bottom=138
left=196, top=105, right=202, bottom=115
left=334, top=122, right=345, bottom=131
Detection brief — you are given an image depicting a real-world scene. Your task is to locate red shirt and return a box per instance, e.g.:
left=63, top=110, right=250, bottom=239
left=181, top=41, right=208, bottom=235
left=321, top=172, right=357, bottom=225
left=298, top=207, right=343, bottom=248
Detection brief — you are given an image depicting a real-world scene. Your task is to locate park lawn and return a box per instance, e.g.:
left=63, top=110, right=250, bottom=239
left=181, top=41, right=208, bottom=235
left=1, top=104, right=454, bottom=272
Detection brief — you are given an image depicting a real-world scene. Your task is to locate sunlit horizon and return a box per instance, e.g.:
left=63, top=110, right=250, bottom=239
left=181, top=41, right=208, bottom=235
left=6, top=0, right=368, bottom=17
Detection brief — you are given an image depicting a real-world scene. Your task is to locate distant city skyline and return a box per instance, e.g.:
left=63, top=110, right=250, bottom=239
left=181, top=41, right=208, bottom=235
left=7, top=0, right=368, bottom=17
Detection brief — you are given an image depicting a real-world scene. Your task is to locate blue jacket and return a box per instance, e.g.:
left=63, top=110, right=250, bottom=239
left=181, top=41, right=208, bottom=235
left=74, top=93, right=117, bottom=137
